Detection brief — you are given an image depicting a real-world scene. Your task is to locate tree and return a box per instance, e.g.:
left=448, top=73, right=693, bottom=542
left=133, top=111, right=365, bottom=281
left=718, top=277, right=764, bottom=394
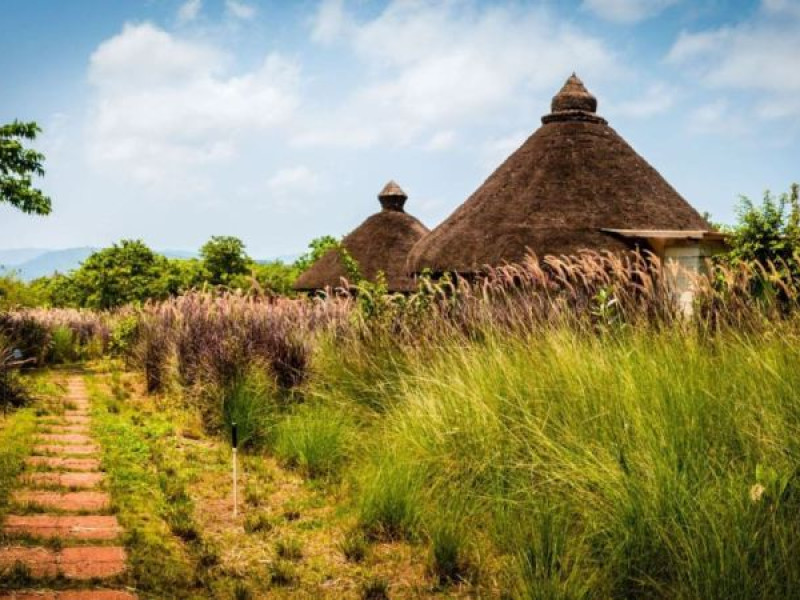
left=0, top=121, right=51, bottom=215
left=729, top=183, right=800, bottom=268
left=200, top=236, right=251, bottom=286
left=293, top=235, right=340, bottom=272
left=69, top=240, right=171, bottom=309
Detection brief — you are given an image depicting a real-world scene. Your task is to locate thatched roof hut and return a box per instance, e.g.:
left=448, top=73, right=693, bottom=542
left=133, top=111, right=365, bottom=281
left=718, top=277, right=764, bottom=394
left=407, top=74, right=711, bottom=274
left=294, top=181, right=429, bottom=293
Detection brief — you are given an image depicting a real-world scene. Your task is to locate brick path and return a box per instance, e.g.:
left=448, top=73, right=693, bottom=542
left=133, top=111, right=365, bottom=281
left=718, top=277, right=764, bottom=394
left=0, top=377, right=136, bottom=600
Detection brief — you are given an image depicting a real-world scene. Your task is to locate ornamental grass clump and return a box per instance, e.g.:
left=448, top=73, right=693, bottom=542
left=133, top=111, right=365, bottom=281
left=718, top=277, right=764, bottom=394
left=136, top=291, right=348, bottom=394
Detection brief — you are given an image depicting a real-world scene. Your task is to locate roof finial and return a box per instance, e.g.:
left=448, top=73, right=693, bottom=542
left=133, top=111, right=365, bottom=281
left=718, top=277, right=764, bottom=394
left=551, top=73, right=597, bottom=113
left=542, top=73, right=606, bottom=125
left=378, top=180, right=407, bottom=212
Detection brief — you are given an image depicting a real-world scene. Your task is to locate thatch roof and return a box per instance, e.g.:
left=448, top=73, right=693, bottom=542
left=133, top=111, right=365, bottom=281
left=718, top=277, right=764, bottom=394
left=407, top=74, right=710, bottom=274
left=294, top=181, right=429, bottom=292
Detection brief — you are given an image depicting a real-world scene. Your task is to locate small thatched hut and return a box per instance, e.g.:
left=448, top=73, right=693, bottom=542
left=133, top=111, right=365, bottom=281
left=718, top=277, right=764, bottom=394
left=407, top=74, right=724, bottom=278
left=293, top=181, right=429, bottom=293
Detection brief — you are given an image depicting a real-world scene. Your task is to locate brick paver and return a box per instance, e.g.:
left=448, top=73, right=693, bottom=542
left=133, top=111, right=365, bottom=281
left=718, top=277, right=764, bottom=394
left=25, top=472, right=104, bottom=489
left=60, top=547, right=128, bottom=579
left=32, top=445, right=98, bottom=456
left=12, top=491, right=111, bottom=512
left=37, top=434, right=92, bottom=445
left=0, top=547, right=58, bottom=577
left=0, top=546, right=128, bottom=581
left=39, top=425, right=90, bottom=434
left=25, top=457, right=101, bottom=472
left=3, top=515, right=121, bottom=541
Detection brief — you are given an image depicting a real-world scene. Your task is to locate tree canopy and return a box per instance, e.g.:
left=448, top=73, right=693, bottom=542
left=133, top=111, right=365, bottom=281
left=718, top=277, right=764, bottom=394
left=68, top=240, right=172, bottom=309
left=200, top=236, right=252, bottom=286
left=0, top=121, right=51, bottom=215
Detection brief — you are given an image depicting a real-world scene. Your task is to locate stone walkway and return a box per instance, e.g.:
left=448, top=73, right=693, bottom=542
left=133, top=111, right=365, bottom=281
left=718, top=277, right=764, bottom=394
left=0, top=377, right=136, bottom=600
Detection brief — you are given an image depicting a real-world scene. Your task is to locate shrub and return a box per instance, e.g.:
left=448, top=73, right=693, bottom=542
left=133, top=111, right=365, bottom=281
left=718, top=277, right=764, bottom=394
left=0, top=339, right=30, bottom=412
left=109, top=314, right=140, bottom=358
left=0, top=313, right=49, bottom=366
left=48, top=325, right=77, bottom=363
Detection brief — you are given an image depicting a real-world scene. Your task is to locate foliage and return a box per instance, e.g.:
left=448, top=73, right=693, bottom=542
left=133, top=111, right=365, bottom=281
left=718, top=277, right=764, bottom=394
left=48, top=325, right=77, bottom=363
left=249, top=261, right=300, bottom=296
left=293, top=235, right=340, bottom=272
left=0, top=273, right=49, bottom=309
left=728, top=183, right=800, bottom=269
left=0, top=121, right=51, bottom=215
left=200, top=235, right=252, bottom=286
left=0, top=339, right=31, bottom=412
left=66, top=240, right=172, bottom=309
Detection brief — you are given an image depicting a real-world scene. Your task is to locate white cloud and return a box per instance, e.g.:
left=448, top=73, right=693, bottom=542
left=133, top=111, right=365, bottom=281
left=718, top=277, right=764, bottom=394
left=178, top=0, right=202, bottom=23
left=311, top=0, right=350, bottom=43
left=424, top=130, right=456, bottom=151
left=762, top=0, right=800, bottom=18
left=666, top=0, right=800, bottom=118
left=611, top=82, right=677, bottom=118
left=300, top=1, right=621, bottom=148
left=582, top=0, right=680, bottom=23
left=686, top=100, right=749, bottom=136
left=87, top=23, right=298, bottom=184
left=268, top=166, right=320, bottom=195
left=266, top=166, right=321, bottom=212
left=226, top=0, right=256, bottom=21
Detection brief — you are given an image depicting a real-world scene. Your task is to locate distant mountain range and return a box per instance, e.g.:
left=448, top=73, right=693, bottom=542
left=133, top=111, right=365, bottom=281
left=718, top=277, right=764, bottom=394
left=0, top=248, right=300, bottom=281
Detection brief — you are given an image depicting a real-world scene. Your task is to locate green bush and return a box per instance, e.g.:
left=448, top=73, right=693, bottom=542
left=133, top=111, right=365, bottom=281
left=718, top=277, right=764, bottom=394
left=48, top=325, right=77, bottom=363
left=109, top=315, right=140, bottom=358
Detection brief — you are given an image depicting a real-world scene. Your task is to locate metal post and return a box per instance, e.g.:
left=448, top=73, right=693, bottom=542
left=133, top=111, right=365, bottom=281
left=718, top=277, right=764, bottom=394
left=232, top=422, right=238, bottom=517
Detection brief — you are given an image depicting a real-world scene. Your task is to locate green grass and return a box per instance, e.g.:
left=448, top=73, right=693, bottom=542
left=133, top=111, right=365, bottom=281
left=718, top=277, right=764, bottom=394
left=273, top=403, right=352, bottom=479
left=0, top=408, right=36, bottom=524
left=87, top=376, right=199, bottom=597
left=343, top=327, right=800, bottom=598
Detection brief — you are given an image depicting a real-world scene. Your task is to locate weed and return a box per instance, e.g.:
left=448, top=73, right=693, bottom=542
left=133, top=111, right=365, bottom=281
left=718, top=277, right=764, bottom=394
left=243, top=512, right=273, bottom=534
left=232, top=581, right=253, bottom=600
left=275, top=536, right=303, bottom=561
left=429, top=524, right=471, bottom=585
left=339, top=528, right=369, bottom=563
left=268, top=559, right=296, bottom=587
left=361, top=577, right=390, bottom=599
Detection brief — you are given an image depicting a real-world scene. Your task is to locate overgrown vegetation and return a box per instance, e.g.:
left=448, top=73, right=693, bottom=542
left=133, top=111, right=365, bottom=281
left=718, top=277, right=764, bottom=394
left=4, top=184, right=800, bottom=596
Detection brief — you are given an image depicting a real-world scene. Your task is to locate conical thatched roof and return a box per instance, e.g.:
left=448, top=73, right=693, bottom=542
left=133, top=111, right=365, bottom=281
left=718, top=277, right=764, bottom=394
left=294, top=181, right=429, bottom=292
left=407, top=74, right=709, bottom=274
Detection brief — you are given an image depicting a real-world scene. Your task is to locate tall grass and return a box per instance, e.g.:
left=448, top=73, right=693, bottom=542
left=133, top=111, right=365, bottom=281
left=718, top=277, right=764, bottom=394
left=354, top=328, right=800, bottom=597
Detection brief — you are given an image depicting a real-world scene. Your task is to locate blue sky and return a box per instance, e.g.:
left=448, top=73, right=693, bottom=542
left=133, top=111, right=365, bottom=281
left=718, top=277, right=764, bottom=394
left=1, top=0, right=798, bottom=258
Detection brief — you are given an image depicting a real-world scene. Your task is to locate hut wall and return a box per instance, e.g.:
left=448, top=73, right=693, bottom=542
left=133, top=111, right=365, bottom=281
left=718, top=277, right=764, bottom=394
left=663, top=241, right=726, bottom=314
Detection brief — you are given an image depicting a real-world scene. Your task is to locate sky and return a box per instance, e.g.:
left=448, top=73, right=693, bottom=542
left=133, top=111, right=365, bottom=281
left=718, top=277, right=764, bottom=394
left=0, top=0, right=798, bottom=258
